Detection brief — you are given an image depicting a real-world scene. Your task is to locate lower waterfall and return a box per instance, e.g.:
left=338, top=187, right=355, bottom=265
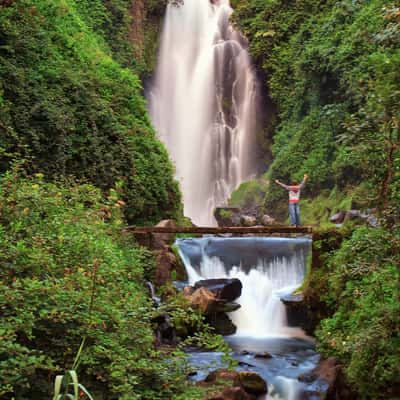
left=177, top=236, right=317, bottom=400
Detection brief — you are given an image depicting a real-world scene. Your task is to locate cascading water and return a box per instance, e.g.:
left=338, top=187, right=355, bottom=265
left=177, top=237, right=310, bottom=337
left=177, top=236, right=318, bottom=400
left=149, top=0, right=261, bottom=225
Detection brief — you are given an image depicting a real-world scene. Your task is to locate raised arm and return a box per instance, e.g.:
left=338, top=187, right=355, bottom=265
left=299, top=174, right=308, bottom=189
left=275, top=179, right=290, bottom=190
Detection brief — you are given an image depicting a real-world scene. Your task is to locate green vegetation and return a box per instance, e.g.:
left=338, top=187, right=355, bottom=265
left=312, top=227, right=400, bottom=399
left=0, top=171, right=223, bottom=399
left=0, top=0, right=181, bottom=225
left=231, top=1, right=400, bottom=397
left=232, top=0, right=399, bottom=222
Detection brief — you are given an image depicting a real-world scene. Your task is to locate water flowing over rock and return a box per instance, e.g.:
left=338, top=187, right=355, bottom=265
left=149, top=0, right=262, bottom=225
left=177, top=236, right=311, bottom=337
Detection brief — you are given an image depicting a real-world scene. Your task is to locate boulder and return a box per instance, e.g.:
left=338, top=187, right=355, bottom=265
left=183, top=285, right=195, bottom=296
left=208, top=386, right=253, bottom=400
left=298, top=357, right=357, bottom=400
left=214, top=207, right=241, bottom=227
left=194, top=278, right=242, bottom=302
left=205, top=369, right=239, bottom=383
left=261, top=214, right=276, bottom=226
left=240, top=215, right=257, bottom=227
left=154, top=249, right=177, bottom=287
left=206, top=312, right=237, bottom=335
left=187, top=287, right=219, bottom=314
left=329, top=211, right=346, bottom=224
left=214, top=301, right=241, bottom=313
left=151, top=312, right=177, bottom=345
left=238, top=371, right=268, bottom=395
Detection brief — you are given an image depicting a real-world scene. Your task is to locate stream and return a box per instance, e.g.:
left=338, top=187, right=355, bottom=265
left=177, top=236, right=324, bottom=400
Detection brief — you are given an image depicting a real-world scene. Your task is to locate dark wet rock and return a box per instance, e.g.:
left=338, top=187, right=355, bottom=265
left=238, top=371, right=267, bottom=395
left=240, top=215, right=257, bottom=227
left=240, top=350, right=251, bottom=355
left=206, top=312, right=237, bottom=335
left=298, top=390, right=324, bottom=400
left=215, top=301, right=241, bottom=313
left=151, top=312, right=177, bottom=346
left=280, top=292, right=304, bottom=303
left=280, top=292, right=311, bottom=333
left=194, top=278, right=242, bottom=302
left=254, top=352, right=273, bottom=359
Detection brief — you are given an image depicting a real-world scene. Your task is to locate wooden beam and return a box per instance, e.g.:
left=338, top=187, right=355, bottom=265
left=124, top=225, right=313, bottom=234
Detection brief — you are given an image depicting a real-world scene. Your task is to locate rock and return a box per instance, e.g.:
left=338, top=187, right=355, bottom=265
left=240, top=215, right=257, bottom=227
left=330, top=209, right=379, bottom=228
left=183, top=285, right=195, bottom=296
left=151, top=312, right=177, bottom=345
left=298, top=390, right=324, bottom=400
left=298, top=357, right=355, bottom=400
left=188, top=287, right=218, bottom=314
left=254, top=352, right=273, bottom=359
left=214, top=207, right=241, bottom=227
left=280, top=292, right=311, bottom=333
left=214, top=301, right=241, bottom=313
left=206, top=312, right=237, bottom=335
left=329, top=211, right=346, bottom=224
left=205, top=369, right=239, bottom=383
left=238, top=371, right=267, bottom=395
left=151, top=219, right=177, bottom=250
left=154, top=248, right=177, bottom=287
left=194, top=278, right=242, bottom=302
left=205, top=370, right=255, bottom=400
left=261, top=214, right=276, bottom=226
left=208, top=386, right=253, bottom=400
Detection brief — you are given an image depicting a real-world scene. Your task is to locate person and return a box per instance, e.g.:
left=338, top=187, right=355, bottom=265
left=274, top=174, right=308, bottom=226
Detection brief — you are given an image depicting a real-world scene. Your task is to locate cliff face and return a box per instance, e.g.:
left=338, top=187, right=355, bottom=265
left=129, top=0, right=145, bottom=60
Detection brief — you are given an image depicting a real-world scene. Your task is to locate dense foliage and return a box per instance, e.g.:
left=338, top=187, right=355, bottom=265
left=231, top=1, right=400, bottom=397
left=315, top=227, right=400, bottom=399
left=232, top=0, right=400, bottom=220
left=0, top=0, right=181, bottom=224
left=0, top=171, right=221, bottom=400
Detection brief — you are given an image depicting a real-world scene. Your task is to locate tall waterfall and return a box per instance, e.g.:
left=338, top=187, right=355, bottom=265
left=149, top=0, right=261, bottom=225
left=177, top=237, right=311, bottom=337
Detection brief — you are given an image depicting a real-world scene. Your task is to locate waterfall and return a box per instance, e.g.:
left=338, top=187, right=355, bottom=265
left=149, top=0, right=261, bottom=225
left=177, top=237, right=311, bottom=337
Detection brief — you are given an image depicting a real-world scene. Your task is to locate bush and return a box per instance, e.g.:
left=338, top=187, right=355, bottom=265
left=0, top=171, right=186, bottom=399
left=316, top=227, right=400, bottom=399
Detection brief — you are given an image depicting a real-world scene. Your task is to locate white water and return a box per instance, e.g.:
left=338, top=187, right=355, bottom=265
left=178, top=237, right=309, bottom=338
left=178, top=237, right=313, bottom=400
left=149, top=0, right=261, bottom=225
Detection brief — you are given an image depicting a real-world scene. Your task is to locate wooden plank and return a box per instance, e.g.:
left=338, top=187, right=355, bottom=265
left=124, top=225, right=313, bottom=234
